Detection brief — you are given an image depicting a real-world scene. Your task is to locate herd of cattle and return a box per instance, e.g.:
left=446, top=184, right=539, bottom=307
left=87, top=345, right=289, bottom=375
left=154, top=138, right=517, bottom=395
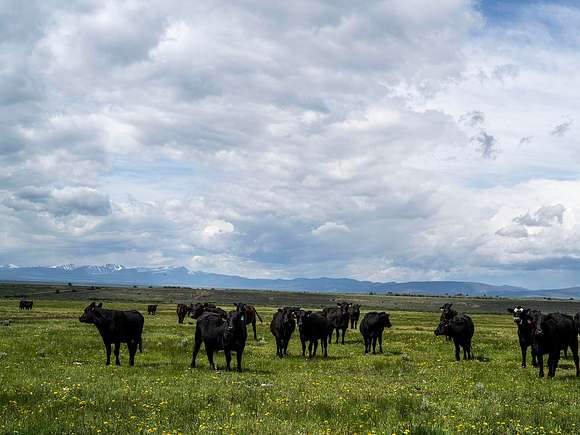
left=18, top=299, right=580, bottom=376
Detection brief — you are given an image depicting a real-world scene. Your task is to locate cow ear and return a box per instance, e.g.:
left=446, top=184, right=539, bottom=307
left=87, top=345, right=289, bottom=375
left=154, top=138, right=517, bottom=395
left=97, top=303, right=102, bottom=308
left=507, top=308, right=514, bottom=313
left=278, top=308, right=282, bottom=312
left=88, top=302, right=95, bottom=308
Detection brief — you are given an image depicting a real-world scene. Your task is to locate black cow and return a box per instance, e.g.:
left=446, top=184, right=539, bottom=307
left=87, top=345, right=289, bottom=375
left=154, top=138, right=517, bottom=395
left=242, top=304, right=263, bottom=341
left=323, top=302, right=350, bottom=345
left=147, top=304, right=158, bottom=315
left=270, top=308, right=296, bottom=357
left=574, top=312, right=580, bottom=334
left=360, top=312, right=392, bottom=354
left=79, top=302, right=144, bottom=366
left=507, top=306, right=541, bottom=368
left=533, top=312, right=579, bottom=378
left=176, top=304, right=190, bottom=324
left=349, top=304, right=361, bottom=329
left=190, top=303, right=248, bottom=372
left=189, top=302, right=227, bottom=319
left=19, top=300, right=33, bottom=310
left=297, top=310, right=330, bottom=358
left=434, top=303, right=474, bottom=361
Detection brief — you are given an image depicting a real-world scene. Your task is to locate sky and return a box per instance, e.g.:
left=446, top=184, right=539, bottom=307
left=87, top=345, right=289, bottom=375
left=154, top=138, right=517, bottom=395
left=1, top=0, right=580, bottom=289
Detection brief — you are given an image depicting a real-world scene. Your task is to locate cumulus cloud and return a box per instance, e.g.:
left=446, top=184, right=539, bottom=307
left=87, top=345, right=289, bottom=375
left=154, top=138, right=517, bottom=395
left=3, top=1, right=580, bottom=289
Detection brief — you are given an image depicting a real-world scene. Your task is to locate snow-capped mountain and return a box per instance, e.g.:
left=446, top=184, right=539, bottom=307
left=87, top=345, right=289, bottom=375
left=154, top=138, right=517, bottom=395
left=0, top=264, right=578, bottom=298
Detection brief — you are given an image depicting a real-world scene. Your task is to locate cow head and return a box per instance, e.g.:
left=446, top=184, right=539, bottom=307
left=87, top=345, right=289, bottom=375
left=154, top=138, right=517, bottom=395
left=297, top=310, right=312, bottom=329
left=439, top=303, right=456, bottom=321
left=189, top=303, right=205, bottom=319
left=379, top=312, right=392, bottom=328
left=224, top=304, right=247, bottom=341
left=79, top=302, right=103, bottom=324
left=434, top=319, right=448, bottom=336
left=507, top=306, right=526, bottom=325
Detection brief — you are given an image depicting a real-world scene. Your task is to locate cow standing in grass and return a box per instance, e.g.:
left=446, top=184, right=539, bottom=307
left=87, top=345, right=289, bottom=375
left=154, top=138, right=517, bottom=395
left=270, top=307, right=296, bottom=357
left=147, top=304, right=158, bottom=315
left=242, top=304, right=263, bottom=341
left=349, top=304, right=361, bottom=329
left=360, top=312, right=392, bottom=354
left=176, top=304, right=190, bottom=324
left=323, top=302, right=350, bottom=345
left=507, top=306, right=541, bottom=368
left=19, top=300, right=33, bottom=310
left=532, top=312, right=579, bottom=378
left=297, top=310, right=330, bottom=358
left=79, top=302, right=144, bottom=366
left=190, top=303, right=248, bottom=372
left=434, top=303, right=474, bottom=361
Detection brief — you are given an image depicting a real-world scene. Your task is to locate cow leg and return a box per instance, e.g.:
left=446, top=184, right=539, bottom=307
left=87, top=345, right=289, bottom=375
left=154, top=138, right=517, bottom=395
left=105, top=341, right=112, bottom=366
left=364, top=337, right=369, bottom=354
left=128, top=342, right=137, bottom=367
left=313, top=340, right=318, bottom=357
left=236, top=350, right=243, bottom=372
left=570, top=339, right=579, bottom=376
left=531, top=346, right=538, bottom=367
left=308, top=341, right=313, bottom=358
left=371, top=336, right=377, bottom=354
left=301, top=338, right=306, bottom=357
left=537, top=353, right=544, bottom=377
left=378, top=333, right=383, bottom=354
left=190, top=331, right=202, bottom=368
left=114, top=342, right=121, bottom=366
left=341, top=327, right=346, bottom=345
left=224, top=349, right=232, bottom=371
left=520, top=343, right=527, bottom=368
left=322, top=338, right=328, bottom=357
left=206, top=346, right=216, bottom=370
left=335, top=328, right=340, bottom=344
left=453, top=339, right=460, bottom=361
left=252, top=321, right=258, bottom=341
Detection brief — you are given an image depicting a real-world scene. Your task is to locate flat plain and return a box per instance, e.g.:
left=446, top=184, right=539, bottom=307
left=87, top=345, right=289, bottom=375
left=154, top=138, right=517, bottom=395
left=1, top=284, right=579, bottom=434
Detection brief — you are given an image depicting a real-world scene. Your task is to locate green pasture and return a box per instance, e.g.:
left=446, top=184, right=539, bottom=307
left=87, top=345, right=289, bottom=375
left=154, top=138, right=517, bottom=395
left=0, top=299, right=579, bottom=434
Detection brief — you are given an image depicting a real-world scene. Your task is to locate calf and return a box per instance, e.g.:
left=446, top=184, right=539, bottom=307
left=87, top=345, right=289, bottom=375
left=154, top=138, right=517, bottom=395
left=297, top=310, right=330, bottom=358
left=360, top=312, right=392, bottom=354
left=147, top=304, right=158, bottom=315
left=434, top=303, right=474, bottom=361
left=349, top=304, right=361, bottom=329
left=507, top=306, right=540, bottom=368
left=533, top=312, right=579, bottom=378
left=79, top=302, right=144, bottom=366
left=323, top=302, right=350, bottom=345
left=176, top=303, right=190, bottom=324
left=270, top=308, right=296, bottom=357
left=19, top=300, right=33, bottom=310
left=190, top=303, right=248, bottom=372
left=190, top=302, right=227, bottom=319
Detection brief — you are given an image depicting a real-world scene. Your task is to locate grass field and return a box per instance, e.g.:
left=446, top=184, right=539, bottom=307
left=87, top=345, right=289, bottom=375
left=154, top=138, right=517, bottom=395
left=1, top=298, right=579, bottom=434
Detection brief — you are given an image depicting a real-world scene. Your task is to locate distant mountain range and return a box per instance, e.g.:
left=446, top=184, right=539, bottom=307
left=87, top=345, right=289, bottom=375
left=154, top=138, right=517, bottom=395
left=0, top=264, right=578, bottom=299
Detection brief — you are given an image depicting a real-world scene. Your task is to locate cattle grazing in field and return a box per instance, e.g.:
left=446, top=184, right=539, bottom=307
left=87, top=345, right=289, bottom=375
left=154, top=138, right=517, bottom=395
left=236, top=304, right=263, bottom=341
left=434, top=303, right=474, bottom=361
left=19, top=300, right=33, bottom=310
left=147, top=304, right=158, bottom=315
left=297, top=310, right=330, bottom=358
left=532, top=312, right=579, bottom=378
left=270, top=307, right=296, bottom=357
left=189, top=302, right=228, bottom=320
left=360, top=312, right=392, bottom=354
left=176, top=303, right=190, bottom=324
left=323, top=302, right=351, bottom=345
left=349, top=304, right=361, bottom=329
left=507, top=306, right=541, bottom=368
left=190, top=303, right=248, bottom=372
left=79, top=302, right=144, bottom=366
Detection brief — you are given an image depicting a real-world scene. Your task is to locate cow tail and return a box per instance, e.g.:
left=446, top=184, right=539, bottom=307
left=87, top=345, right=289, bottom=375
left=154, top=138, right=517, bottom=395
left=256, top=310, right=263, bottom=323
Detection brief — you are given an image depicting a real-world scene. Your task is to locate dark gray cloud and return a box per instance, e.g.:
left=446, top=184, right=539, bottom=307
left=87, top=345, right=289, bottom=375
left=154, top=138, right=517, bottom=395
left=470, top=131, right=499, bottom=159
left=459, top=110, right=485, bottom=127
left=513, top=204, right=565, bottom=227
left=550, top=119, right=572, bottom=137
left=496, top=225, right=528, bottom=238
